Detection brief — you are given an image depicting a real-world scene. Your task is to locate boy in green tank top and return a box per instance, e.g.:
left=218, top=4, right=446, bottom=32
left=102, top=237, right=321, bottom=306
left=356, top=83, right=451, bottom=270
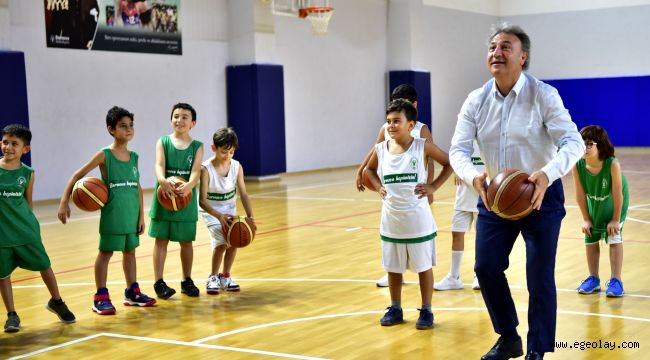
left=58, top=107, right=155, bottom=315
left=573, top=125, right=629, bottom=298
left=149, top=103, right=204, bottom=299
left=1, top=124, right=76, bottom=333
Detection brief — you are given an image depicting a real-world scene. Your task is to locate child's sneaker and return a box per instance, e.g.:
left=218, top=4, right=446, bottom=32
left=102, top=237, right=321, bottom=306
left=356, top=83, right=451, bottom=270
left=415, top=308, right=434, bottom=330
left=434, top=273, right=463, bottom=291
left=4, top=312, right=20, bottom=333
left=379, top=306, right=404, bottom=326
left=577, top=275, right=601, bottom=294
left=606, top=278, right=624, bottom=297
left=206, top=275, right=221, bottom=295
left=154, top=279, right=176, bottom=299
left=472, top=273, right=480, bottom=290
left=219, top=274, right=240, bottom=292
left=181, top=277, right=200, bottom=297
left=92, top=294, right=116, bottom=315
left=47, top=298, right=76, bottom=323
left=376, top=274, right=405, bottom=287
left=376, top=274, right=389, bottom=287
left=124, top=285, right=156, bottom=307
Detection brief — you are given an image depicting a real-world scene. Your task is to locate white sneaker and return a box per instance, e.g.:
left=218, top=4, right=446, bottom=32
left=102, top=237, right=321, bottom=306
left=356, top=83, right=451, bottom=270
left=472, top=273, right=480, bottom=290
left=219, top=274, right=241, bottom=292
left=206, top=275, right=221, bottom=294
left=376, top=274, right=406, bottom=287
left=376, top=274, right=389, bottom=287
left=434, top=273, right=463, bottom=290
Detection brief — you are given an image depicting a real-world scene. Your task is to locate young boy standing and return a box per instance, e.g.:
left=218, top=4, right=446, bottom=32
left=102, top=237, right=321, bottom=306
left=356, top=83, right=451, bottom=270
left=198, top=128, right=256, bottom=294
left=1, top=124, right=76, bottom=332
left=434, top=141, right=483, bottom=291
left=58, top=106, right=155, bottom=315
left=149, top=103, right=204, bottom=299
left=366, top=99, right=452, bottom=329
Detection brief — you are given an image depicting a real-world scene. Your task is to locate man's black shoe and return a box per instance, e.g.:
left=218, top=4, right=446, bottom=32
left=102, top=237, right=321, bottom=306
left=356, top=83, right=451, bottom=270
left=524, top=351, right=543, bottom=360
left=481, top=336, right=524, bottom=360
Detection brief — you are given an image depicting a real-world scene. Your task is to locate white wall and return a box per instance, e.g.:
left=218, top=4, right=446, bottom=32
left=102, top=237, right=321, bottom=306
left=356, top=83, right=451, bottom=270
left=505, top=5, right=650, bottom=79
left=7, top=0, right=229, bottom=200
left=275, top=0, right=389, bottom=172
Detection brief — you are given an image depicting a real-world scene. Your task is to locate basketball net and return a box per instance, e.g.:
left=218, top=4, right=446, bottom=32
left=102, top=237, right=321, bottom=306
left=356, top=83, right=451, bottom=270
left=301, top=7, right=333, bottom=35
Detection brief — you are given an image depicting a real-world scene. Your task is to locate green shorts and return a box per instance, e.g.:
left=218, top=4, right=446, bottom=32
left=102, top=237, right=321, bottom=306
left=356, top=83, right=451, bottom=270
left=0, top=242, right=51, bottom=279
left=148, top=219, right=196, bottom=242
left=585, top=228, right=623, bottom=245
left=99, top=233, right=140, bottom=252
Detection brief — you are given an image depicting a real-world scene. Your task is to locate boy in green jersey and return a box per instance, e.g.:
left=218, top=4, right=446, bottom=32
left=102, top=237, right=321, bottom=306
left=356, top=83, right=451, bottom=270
left=1, top=124, right=76, bottom=333
left=58, top=106, right=155, bottom=315
left=149, top=103, right=204, bottom=299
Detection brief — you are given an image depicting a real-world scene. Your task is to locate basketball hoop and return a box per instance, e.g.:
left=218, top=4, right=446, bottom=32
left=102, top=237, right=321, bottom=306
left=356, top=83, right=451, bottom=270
left=300, top=6, right=333, bottom=35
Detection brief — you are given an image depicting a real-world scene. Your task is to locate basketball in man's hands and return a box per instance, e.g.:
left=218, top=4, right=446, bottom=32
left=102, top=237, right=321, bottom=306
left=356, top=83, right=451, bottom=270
left=486, top=169, right=535, bottom=220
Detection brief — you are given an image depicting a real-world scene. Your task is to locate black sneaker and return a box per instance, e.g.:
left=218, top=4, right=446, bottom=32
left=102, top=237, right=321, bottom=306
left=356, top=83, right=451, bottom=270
left=181, top=277, right=200, bottom=297
left=4, top=312, right=20, bottom=333
left=154, top=279, right=176, bottom=300
left=46, top=298, right=76, bottom=324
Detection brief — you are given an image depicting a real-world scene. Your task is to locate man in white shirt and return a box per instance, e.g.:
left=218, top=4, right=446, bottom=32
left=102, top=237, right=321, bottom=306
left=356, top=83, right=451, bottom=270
left=450, top=23, right=585, bottom=360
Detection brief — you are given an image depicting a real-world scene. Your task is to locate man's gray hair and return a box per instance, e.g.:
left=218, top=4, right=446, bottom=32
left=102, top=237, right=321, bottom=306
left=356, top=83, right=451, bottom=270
left=488, top=22, right=531, bottom=70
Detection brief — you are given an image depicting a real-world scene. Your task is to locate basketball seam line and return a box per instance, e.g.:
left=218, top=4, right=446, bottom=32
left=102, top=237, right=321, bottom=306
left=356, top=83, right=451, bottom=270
left=75, top=180, right=106, bottom=207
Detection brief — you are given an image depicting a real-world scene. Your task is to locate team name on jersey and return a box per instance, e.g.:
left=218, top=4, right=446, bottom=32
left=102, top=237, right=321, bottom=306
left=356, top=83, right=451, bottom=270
left=472, top=156, right=485, bottom=165
left=2, top=190, right=23, bottom=198
left=587, top=194, right=610, bottom=202
left=166, top=168, right=190, bottom=177
left=383, top=173, right=418, bottom=184
left=207, top=190, right=236, bottom=201
left=109, top=181, right=138, bottom=189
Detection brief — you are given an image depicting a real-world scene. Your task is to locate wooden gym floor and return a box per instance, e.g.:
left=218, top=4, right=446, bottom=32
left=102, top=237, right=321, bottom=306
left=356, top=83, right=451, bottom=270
left=1, top=148, right=649, bottom=359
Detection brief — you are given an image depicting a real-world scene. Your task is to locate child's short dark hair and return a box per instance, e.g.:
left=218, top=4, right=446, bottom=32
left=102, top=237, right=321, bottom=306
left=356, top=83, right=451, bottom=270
left=580, top=125, right=615, bottom=160
left=106, top=106, right=134, bottom=129
left=390, top=84, right=418, bottom=103
left=171, top=103, right=197, bottom=121
left=212, top=127, right=238, bottom=150
left=386, top=98, right=417, bottom=122
left=2, top=124, right=32, bottom=145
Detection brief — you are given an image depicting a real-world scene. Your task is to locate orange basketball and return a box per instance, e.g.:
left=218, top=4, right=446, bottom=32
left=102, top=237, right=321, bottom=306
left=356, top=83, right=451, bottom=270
left=222, top=216, right=256, bottom=248
left=362, top=167, right=378, bottom=192
left=156, top=176, right=192, bottom=212
left=72, top=177, right=109, bottom=212
left=486, top=169, right=535, bottom=220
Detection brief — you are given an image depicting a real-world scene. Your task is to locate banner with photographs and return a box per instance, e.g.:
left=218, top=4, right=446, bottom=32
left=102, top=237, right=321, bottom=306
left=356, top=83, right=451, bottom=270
left=44, top=0, right=182, bottom=55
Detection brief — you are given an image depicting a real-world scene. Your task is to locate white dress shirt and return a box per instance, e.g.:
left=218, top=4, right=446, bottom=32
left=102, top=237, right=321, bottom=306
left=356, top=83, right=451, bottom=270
left=450, top=72, right=585, bottom=186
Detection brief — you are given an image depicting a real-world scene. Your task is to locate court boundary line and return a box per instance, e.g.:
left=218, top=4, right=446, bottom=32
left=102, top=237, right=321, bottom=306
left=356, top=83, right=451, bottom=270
left=8, top=332, right=330, bottom=360
left=8, top=305, right=649, bottom=359
left=194, top=307, right=650, bottom=344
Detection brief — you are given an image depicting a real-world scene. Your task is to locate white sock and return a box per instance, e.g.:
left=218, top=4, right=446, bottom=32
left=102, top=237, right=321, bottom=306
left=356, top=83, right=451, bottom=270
left=450, top=251, right=464, bottom=279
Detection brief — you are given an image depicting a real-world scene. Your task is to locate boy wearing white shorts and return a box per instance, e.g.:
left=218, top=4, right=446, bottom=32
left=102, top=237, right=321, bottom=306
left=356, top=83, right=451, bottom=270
left=365, top=99, right=452, bottom=330
left=435, top=142, right=483, bottom=291
left=198, top=128, right=255, bottom=294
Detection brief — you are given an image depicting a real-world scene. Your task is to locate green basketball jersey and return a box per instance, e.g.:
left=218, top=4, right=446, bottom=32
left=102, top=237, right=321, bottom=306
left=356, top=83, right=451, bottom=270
left=576, top=157, right=629, bottom=235
left=0, top=162, right=41, bottom=247
left=100, top=148, right=140, bottom=235
left=149, top=135, right=202, bottom=222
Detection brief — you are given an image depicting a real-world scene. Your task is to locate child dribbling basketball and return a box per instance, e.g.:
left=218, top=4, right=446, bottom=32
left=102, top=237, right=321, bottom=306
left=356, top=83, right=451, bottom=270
left=58, top=106, right=155, bottom=315
left=149, top=103, right=204, bottom=299
left=198, top=128, right=255, bottom=294
left=365, top=99, right=453, bottom=329
left=1, top=124, right=76, bottom=333
left=573, top=125, right=629, bottom=297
